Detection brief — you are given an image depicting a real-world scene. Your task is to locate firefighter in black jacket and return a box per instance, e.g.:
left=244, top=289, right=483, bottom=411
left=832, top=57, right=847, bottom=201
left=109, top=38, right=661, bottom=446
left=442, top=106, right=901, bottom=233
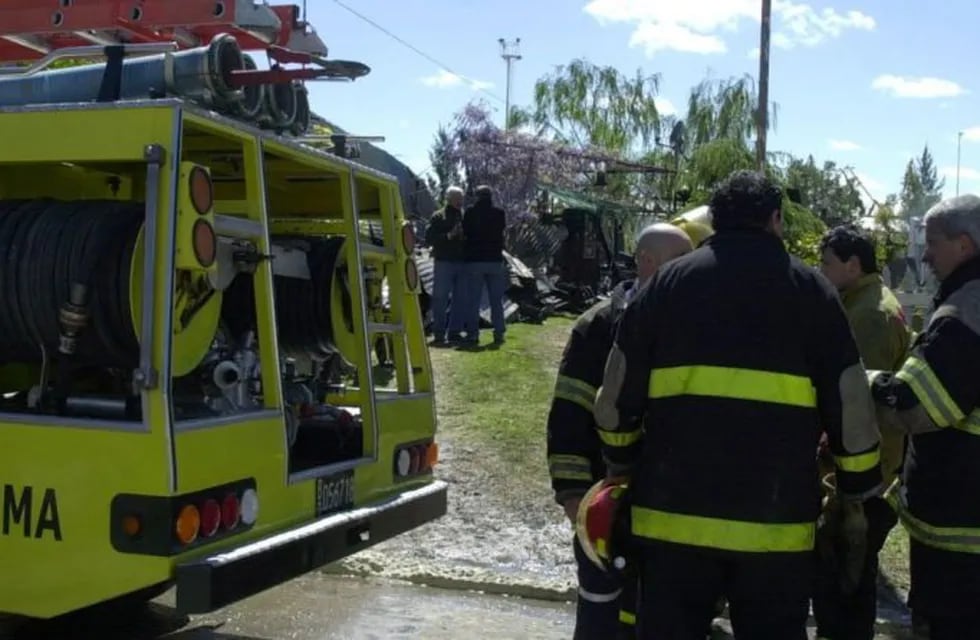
left=547, top=222, right=703, bottom=639
left=594, top=170, right=883, bottom=639
left=866, top=194, right=980, bottom=640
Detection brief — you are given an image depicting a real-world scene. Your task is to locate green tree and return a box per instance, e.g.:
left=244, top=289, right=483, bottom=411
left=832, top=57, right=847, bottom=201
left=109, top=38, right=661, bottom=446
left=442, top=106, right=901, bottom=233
left=783, top=155, right=864, bottom=226
left=871, top=194, right=907, bottom=268
left=683, top=75, right=769, bottom=151
left=524, top=58, right=662, bottom=153
left=425, top=126, right=461, bottom=203
left=899, top=144, right=945, bottom=220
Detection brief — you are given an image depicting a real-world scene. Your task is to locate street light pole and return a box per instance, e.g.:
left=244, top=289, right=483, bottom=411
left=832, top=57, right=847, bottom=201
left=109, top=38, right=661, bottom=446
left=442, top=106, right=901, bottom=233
left=957, top=130, right=964, bottom=196
left=498, top=37, right=522, bottom=130
left=755, top=0, right=772, bottom=171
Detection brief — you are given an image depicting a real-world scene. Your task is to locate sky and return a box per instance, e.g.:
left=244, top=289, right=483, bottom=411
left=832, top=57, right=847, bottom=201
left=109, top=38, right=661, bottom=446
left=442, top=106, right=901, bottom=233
left=298, top=0, right=980, bottom=207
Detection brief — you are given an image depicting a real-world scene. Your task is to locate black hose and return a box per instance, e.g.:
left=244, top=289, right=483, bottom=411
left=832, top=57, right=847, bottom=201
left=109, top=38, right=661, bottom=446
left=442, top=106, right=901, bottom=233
left=0, top=199, right=143, bottom=368
left=222, top=237, right=347, bottom=360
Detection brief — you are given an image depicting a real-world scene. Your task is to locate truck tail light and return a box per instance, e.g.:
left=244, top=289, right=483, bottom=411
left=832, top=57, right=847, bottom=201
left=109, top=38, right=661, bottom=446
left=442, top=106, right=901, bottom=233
left=221, top=492, right=241, bottom=529
left=393, top=440, right=438, bottom=480
left=200, top=499, right=222, bottom=538
left=175, top=504, right=201, bottom=545
left=110, top=478, right=257, bottom=556
left=240, top=488, right=259, bottom=526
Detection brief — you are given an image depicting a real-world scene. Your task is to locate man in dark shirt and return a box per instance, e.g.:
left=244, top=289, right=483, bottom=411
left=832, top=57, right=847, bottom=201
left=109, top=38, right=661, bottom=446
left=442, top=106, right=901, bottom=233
left=462, top=185, right=507, bottom=345
left=424, top=186, right=466, bottom=344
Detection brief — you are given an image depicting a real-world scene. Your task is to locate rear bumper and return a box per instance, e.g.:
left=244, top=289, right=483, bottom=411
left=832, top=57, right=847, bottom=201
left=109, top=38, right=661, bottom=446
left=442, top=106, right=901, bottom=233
left=174, top=479, right=448, bottom=614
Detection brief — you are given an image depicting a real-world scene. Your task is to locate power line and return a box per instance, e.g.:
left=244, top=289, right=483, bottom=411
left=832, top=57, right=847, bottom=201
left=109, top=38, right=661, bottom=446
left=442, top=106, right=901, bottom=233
left=331, top=0, right=506, bottom=105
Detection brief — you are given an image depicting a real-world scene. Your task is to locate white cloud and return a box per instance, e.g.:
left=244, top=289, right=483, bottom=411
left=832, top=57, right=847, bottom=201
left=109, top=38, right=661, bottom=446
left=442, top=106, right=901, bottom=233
left=940, top=166, right=980, bottom=182
left=962, top=127, right=980, bottom=142
left=829, top=139, right=861, bottom=151
left=871, top=74, right=966, bottom=99
left=419, top=69, right=494, bottom=91
left=655, top=97, right=677, bottom=116
left=775, top=3, right=875, bottom=48
left=584, top=0, right=874, bottom=57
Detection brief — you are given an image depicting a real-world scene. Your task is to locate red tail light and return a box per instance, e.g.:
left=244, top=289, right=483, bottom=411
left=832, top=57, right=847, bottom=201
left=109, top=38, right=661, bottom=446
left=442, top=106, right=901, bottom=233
left=221, top=493, right=241, bottom=530
left=200, top=499, right=221, bottom=538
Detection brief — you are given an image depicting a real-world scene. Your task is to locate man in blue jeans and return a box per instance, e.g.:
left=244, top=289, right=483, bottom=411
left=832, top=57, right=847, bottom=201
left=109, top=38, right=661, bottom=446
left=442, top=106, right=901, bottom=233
left=462, top=185, right=507, bottom=345
left=424, top=186, right=467, bottom=345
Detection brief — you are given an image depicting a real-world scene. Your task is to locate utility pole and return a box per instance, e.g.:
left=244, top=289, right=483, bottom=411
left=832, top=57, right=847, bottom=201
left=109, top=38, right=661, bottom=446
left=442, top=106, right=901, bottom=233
left=498, top=37, right=521, bottom=130
left=957, top=130, right=964, bottom=196
left=755, top=0, right=772, bottom=171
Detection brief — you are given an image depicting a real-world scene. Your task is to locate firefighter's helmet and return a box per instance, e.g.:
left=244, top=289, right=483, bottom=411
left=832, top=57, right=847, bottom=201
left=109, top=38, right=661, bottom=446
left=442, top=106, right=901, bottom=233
left=674, top=219, right=714, bottom=247
left=672, top=205, right=715, bottom=247
left=672, top=203, right=712, bottom=227
left=575, top=478, right=631, bottom=572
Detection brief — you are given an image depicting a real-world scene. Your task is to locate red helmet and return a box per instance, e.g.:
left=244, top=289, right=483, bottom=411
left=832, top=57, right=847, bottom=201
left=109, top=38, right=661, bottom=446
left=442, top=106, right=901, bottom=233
left=575, top=478, right=631, bottom=572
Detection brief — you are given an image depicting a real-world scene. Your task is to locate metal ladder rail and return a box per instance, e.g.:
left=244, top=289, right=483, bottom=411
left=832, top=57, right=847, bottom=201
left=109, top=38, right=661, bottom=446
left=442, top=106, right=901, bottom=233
left=342, top=169, right=379, bottom=455
left=376, top=185, right=411, bottom=394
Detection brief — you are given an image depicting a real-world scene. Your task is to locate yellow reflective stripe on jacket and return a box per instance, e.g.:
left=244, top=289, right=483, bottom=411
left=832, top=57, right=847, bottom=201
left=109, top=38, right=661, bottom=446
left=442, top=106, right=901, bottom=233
left=597, top=427, right=642, bottom=447
left=631, top=506, right=816, bottom=552
left=554, top=374, right=598, bottom=412
left=547, top=454, right=593, bottom=481
left=885, top=490, right=980, bottom=554
left=835, top=446, right=881, bottom=473
left=619, top=610, right=636, bottom=625
left=895, top=356, right=965, bottom=428
left=648, top=365, right=817, bottom=408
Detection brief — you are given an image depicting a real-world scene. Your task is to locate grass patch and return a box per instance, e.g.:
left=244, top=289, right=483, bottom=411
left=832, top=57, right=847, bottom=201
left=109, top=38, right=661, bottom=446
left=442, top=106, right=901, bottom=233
left=427, top=315, right=914, bottom=599
left=880, top=525, right=911, bottom=594
left=429, top=317, right=575, bottom=468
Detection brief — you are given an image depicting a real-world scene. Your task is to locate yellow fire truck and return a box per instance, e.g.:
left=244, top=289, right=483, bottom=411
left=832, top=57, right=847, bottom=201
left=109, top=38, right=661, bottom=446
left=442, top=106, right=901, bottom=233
left=0, top=1, right=446, bottom=619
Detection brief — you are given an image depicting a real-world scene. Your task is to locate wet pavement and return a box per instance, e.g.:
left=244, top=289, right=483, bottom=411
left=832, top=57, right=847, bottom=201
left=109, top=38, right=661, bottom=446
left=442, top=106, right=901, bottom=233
left=0, top=573, right=577, bottom=640
left=0, top=570, right=916, bottom=640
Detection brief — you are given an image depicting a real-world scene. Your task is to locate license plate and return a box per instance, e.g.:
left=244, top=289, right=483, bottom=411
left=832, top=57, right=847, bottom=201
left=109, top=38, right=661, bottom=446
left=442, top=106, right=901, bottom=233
left=315, top=470, right=355, bottom=516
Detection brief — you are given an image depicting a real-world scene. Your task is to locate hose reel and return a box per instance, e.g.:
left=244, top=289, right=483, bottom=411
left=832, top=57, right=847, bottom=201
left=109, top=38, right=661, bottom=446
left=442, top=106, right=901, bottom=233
left=0, top=199, right=222, bottom=378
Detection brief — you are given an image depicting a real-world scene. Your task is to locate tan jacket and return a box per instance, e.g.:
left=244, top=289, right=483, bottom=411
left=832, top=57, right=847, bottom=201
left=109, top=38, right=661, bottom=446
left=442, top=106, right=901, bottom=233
left=840, top=274, right=912, bottom=488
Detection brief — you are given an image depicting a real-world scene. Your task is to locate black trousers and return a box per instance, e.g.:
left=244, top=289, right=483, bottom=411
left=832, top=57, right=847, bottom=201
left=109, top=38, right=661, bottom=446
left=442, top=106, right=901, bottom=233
left=812, top=496, right=897, bottom=640
left=636, top=541, right=811, bottom=640
left=908, top=538, right=980, bottom=640
left=573, top=535, right=637, bottom=640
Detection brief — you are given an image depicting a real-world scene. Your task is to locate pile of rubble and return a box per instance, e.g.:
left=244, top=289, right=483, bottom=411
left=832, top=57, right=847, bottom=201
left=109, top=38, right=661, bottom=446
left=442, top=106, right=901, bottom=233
left=411, top=217, right=636, bottom=332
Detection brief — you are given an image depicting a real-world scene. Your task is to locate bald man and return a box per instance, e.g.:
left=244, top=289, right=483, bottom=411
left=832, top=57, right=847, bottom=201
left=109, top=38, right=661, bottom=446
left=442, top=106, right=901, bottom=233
left=546, top=222, right=698, bottom=640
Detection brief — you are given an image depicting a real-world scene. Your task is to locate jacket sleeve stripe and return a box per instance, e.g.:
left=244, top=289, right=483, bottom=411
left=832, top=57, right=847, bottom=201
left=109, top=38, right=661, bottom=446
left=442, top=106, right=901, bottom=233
left=834, top=445, right=881, bottom=473
left=631, top=506, right=816, bottom=553
left=547, top=454, right=593, bottom=481
left=553, top=374, right=598, bottom=412
left=895, top=355, right=966, bottom=427
left=597, top=428, right=643, bottom=447
left=649, top=365, right=817, bottom=408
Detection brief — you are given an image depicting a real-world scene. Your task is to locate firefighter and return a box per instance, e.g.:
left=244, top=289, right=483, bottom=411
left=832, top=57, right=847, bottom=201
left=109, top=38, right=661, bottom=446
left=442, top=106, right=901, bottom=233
left=866, top=194, right=980, bottom=640
left=547, top=222, right=700, bottom=640
left=813, top=224, right=911, bottom=640
left=594, top=170, right=883, bottom=639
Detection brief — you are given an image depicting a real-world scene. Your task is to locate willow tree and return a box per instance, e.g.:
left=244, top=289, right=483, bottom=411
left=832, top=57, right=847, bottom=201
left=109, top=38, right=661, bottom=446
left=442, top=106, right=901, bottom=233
left=522, top=58, right=662, bottom=153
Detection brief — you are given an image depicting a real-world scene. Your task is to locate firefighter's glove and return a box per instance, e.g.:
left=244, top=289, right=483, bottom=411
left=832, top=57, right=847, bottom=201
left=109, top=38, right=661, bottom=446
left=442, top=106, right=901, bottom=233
left=838, top=499, right=869, bottom=596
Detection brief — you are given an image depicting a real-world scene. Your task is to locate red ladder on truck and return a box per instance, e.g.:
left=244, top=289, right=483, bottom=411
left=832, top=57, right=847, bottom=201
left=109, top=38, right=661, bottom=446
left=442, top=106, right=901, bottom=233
left=0, top=1, right=369, bottom=86
left=0, top=0, right=327, bottom=61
